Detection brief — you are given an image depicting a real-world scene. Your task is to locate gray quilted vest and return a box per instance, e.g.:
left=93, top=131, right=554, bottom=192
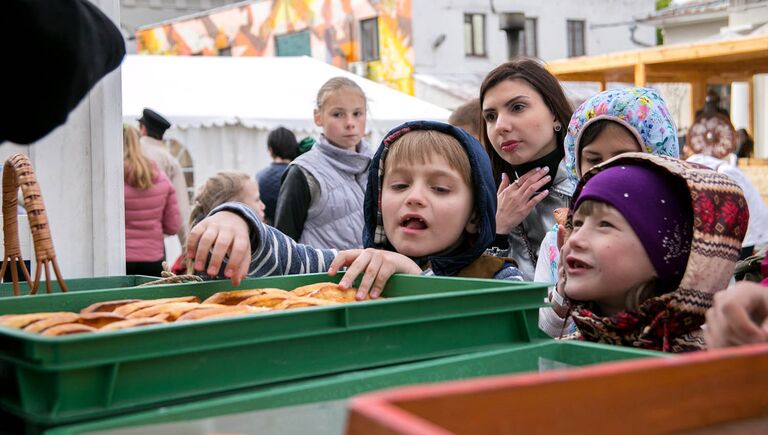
left=291, top=135, right=372, bottom=249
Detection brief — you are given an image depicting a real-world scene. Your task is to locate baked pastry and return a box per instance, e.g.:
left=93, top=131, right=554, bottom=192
left=305, top=285, right=362, bottom=302
left=100, top=317, right=167, bottom=331
left=77, top=312, right=127, bottom=328
left=553, top=208, right=569, bottom=227
left=0, top=312, right=77, bottom=329
left=290, top=282, right=339, bottom=297
left=80, top=299, right=142, bottom=314
left=176, top=305, right=267, bottom=321
left=272, top=297, right=337, bottom=310
left=23, top=313, right=81, bottom=333
left=112, top=297, right=200, bottom=317
left=127, top=302, right=226, bottom=321
left=203, top=288, right=289, bottom=305
left=237, top=293, right=295, bottom=308
left=41, top=323, right=97, bottom=336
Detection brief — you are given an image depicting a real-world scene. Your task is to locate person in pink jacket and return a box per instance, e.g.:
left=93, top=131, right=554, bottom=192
left=123, top=126, right=180, bottom=276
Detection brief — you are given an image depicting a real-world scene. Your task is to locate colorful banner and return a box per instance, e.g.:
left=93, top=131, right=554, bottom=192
left=137, top=0, right=414, bottom=94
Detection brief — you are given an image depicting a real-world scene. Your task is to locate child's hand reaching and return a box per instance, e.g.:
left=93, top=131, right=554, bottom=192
left=496, top=169, right=551, bottom=234
left=328, top=249, right=422, bottom=300
left=705, top=281, right=768, bottom=348
left=187, top=211, right=252, bottom=286
left=550, top=244, right=570, bottom=318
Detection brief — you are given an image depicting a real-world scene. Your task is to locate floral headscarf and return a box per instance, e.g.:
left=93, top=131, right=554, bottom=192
left=564, top=87, right=680, bottom=184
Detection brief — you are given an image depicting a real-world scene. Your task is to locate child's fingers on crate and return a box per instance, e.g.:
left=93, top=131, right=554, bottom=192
left=328, top=249, right=363, bottom=276
left=224, top=236, right=251, bottom=286
left=355, top=252, right=384, bottom=300
left=187, top=212, right=250, bottom=280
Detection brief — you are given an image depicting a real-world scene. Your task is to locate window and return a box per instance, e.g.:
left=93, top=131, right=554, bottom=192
left=275, top=30, right=311, bottom=57
left=360, top=17, right=380, bottom=61
left=567, top=20, right=585, bottom=57
left=524, top=18, right=537, bottom=57
left=464, top=13, right=486, bottom=57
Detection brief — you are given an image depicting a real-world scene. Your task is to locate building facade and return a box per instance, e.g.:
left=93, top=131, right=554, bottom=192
left=132, top=0, right=655, bottom=107
left=411, top=0, right=656, bottom=107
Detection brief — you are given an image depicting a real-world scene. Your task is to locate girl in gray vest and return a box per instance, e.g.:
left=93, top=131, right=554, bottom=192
left=274, top=77, right=372, bottom=250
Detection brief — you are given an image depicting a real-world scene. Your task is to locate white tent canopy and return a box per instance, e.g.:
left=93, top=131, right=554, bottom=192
left=122, top=55, right=451, bottom=132
left=122, top=54, right=451, bottom=190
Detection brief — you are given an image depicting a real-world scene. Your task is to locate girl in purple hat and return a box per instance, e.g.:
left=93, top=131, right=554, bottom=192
left=538, top=87, right=681, bottom=337
left=553, top=153, right=747, bottom=352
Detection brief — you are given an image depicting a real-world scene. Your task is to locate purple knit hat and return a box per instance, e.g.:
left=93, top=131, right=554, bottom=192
left=573, top=162, right=693, bottom=292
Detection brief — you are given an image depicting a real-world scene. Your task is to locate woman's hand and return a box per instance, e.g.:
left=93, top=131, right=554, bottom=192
left=328, top=248, right=422, bottom=300
left=187, top=211, right=251, bottom=286
left=496, top=167, right=552, bottom=234
left=705, top=281, right=768, bottom=348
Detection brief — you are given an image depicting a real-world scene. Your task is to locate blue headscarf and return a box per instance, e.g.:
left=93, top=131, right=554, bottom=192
left=362, top=121, right=497, bottom=276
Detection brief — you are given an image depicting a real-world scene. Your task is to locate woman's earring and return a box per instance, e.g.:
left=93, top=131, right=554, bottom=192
left=554, top=124, right=562, bottom=132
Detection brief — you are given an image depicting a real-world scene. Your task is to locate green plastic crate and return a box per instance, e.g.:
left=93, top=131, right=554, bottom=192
left=0, top=276, right=157, bottom=298
left=0, top=273, right=546, bottom=427
left=43, top=341, right=667, bottom=435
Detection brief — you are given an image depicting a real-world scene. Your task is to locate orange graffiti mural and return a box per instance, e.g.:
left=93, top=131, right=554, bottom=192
left=136, top=0, right=414, bottom=94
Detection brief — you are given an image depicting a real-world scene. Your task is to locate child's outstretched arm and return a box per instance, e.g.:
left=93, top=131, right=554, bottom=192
left=188, top=202, right=336, bottom=286
left=705, top=281, right=768, bottom=348
left=328, top=248, right=422, bottom=300
left=188, top=211, right=252, bottom=285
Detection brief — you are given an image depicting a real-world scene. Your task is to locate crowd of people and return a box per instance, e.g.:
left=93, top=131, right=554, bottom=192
left=4, top=0, right=765, bottom=354
left=140, top=58, right=763, bottom=354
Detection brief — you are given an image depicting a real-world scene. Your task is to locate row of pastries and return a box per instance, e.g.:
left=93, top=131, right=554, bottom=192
left=0, top=282, right=367, bottom=336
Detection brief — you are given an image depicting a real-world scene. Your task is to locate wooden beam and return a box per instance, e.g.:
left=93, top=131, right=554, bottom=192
left=598, top=79, right=606, bottom=92
left=642, top=35, right=768, bottom=65
left=690, top=76, right=707, bottom=126
left=550, top=72, right=612, bottom=82
left=627, top=58, right=768, bottom=83
left=634, top=63, right=647, bottom=87
left=546, top=35, right=768, bottom=78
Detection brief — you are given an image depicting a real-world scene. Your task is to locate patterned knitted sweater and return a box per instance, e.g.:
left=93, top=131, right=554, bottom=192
left=566, top=153, right=748, bottom=352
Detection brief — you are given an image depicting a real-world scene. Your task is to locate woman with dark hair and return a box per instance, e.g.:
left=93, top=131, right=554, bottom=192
left=256, top=126, right=299, bottom=225
left=479, top=58, right=574, bottom=279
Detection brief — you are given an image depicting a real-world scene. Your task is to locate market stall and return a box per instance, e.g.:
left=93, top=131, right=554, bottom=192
left=546, top=34, right=768, bottom=134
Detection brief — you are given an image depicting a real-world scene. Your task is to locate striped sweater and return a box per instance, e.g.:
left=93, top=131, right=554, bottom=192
left=212, top=202, right=336, bottom=277
left=211, top=202, right=522, bottom=282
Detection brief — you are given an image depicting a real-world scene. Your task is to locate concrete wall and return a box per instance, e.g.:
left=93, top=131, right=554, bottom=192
left=729, top=2, right=768, bottom=27
left=411, top=0, right=656, bottom=76
left=662, top=19, right=728, bottom=45
left=0, top=0, right=124, bottom=280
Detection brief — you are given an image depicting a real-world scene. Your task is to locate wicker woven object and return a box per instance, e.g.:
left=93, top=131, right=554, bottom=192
left=0, top=154, right=67, bottom=296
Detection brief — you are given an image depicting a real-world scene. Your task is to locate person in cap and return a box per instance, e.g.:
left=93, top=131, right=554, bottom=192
left=138, top=108, right=191, bottom=246
left=138, top=109, right=171, bottom=140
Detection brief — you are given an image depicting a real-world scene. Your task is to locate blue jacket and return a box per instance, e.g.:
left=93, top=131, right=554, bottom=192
left=214, top=121, right=521, bottom=281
